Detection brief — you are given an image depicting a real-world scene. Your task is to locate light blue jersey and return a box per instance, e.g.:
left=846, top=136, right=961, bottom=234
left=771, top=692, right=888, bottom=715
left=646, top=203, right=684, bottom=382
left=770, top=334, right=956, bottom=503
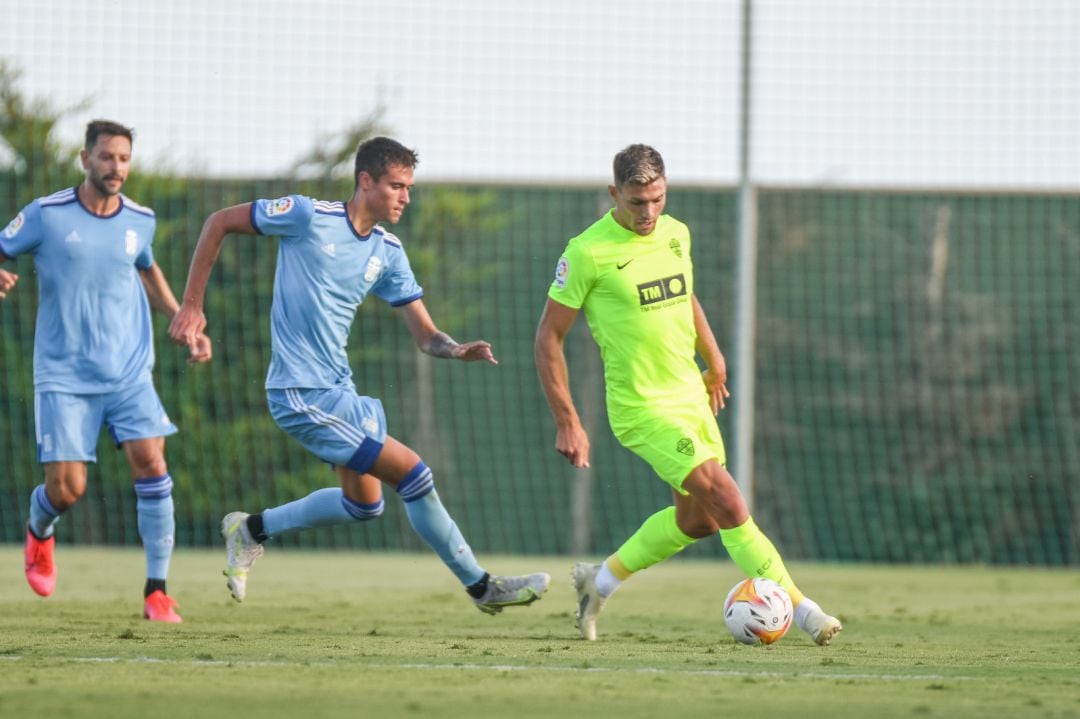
left=251, top=195, right=423, bottom=390
left=0, top=187, right=156, bottom=393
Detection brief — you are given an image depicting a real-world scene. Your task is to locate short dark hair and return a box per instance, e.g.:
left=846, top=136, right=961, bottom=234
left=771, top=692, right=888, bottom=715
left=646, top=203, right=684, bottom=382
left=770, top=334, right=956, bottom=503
left=353, top=137, right=419, bottom=185
left=613, top=144, right=665, bottom=187
left=85, top=120, right=134, bottom=150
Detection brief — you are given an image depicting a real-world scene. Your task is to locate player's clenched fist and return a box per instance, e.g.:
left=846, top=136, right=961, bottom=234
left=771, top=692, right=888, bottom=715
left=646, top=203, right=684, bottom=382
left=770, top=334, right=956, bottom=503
left=0, top=267, right=18, bottom=299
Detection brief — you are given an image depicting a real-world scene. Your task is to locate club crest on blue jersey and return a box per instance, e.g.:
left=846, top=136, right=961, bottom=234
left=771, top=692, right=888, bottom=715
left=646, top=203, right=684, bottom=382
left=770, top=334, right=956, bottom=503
left=364, top=256, right=383, bottom=283
left=554, top=257, right=569, bottom=289
left=267, top=197, right=294, bottom=217
left=125, top=229, right=138, bottom=255
left=3, top=212, right=24, bottom=238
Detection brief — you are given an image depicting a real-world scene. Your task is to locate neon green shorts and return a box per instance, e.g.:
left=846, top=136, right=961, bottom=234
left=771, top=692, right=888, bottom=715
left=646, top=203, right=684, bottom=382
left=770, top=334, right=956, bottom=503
left=612, top=403, right=727, bottom=493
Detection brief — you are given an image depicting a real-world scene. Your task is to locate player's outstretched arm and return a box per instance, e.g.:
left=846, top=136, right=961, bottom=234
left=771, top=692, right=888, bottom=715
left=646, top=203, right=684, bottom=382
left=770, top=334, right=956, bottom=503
left=139, top=262, right=213, bottom=364
left=397, top=299, right=498, bottom=364
left=0, top=265, right=18, bottom=300
left=139, top=262, right=183, bottom=318
left=169, top=204, right=256, bottom=349
left=691, top=294, right=730, bottom=414
left=534, top=298, right=590, bottom=468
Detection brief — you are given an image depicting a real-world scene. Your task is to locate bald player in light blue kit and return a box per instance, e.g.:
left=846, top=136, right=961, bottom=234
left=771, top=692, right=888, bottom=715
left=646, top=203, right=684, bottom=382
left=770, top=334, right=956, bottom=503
left=169, top=136, right=549, bottom=615
left=0, top=119, right=211, bottom=623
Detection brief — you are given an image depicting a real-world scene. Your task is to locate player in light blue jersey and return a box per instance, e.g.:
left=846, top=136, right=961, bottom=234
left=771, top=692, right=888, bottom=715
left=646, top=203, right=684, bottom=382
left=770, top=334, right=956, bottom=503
left=169, top=137, right=549, bottom=615
left=0, top=120, right=212, bottom=623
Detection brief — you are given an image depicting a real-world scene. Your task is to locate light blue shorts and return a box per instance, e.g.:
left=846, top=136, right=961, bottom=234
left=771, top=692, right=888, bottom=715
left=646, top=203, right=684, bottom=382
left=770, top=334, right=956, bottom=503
left=34, top=383, right=178, bottom=463
left=267, top=387, right=386, bottom=474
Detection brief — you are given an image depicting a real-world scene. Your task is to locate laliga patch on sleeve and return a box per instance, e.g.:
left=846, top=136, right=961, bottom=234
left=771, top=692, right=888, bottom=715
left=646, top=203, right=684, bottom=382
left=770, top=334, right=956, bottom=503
left=3, top=212, right=25, bottom=238
left=266, top=197, right=294, bottom=217
left=554, top=256, right=569, bottom=289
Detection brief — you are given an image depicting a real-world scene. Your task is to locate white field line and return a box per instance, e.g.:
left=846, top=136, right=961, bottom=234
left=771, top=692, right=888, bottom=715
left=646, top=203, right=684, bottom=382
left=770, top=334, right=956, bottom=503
left=0, top=654, right=973, bottom=681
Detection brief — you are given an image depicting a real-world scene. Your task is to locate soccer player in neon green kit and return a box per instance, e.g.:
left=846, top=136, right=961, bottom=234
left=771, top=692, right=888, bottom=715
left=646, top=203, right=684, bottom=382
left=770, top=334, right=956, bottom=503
left=534, top=144, right=842, bottom=645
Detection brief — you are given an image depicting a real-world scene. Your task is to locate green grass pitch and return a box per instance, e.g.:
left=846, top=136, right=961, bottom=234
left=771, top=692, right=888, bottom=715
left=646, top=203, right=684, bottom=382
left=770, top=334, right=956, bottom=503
left=1, top=546, right=1078, bottom=718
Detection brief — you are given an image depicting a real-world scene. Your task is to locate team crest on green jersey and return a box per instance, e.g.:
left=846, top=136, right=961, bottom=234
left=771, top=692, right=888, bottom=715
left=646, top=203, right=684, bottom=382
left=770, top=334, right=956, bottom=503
left=669, top=237, right=682, bottom=258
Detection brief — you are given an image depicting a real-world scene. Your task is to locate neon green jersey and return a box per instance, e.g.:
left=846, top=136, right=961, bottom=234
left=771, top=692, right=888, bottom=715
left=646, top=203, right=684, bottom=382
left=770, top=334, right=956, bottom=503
left=548, top=210, right=702, bottom=420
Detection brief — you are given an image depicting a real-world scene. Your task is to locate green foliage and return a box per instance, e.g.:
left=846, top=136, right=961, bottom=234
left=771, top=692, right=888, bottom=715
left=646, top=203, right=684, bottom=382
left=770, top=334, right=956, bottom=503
left=2, top=177, right=1078, bottom=565
left=0, top=59, right=86, bottom=200
left=289, top=106, right=387, bottom=182
left=0, top=61, right=1076, bottom=566
left=405, top=186, right=512, bottom=331
left=751, top=191, right=1080, bottom=565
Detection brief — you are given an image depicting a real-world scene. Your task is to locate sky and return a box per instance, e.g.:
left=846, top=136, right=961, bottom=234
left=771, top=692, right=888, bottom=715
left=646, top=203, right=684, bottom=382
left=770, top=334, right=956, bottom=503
left=3, top=0, right=1078, bottom=188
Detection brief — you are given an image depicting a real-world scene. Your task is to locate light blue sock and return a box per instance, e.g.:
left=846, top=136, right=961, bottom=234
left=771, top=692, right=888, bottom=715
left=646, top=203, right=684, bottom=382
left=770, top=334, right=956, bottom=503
left=28, top=484, right=61, bottom=539
left=263, top=487, right=382, bottom=537
left=397, top=463, right=485, bottom=587
left=134, top=475, right=176, bottom=581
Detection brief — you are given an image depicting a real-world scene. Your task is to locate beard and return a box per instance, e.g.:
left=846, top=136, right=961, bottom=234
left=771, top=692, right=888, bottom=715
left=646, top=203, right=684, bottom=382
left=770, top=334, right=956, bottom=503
left=89, top=171, right=124, bottom=197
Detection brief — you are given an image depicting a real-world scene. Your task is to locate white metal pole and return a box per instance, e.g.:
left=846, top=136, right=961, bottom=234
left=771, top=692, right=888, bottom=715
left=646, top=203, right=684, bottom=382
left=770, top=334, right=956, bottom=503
left=733, top=0, right=758, bottom=510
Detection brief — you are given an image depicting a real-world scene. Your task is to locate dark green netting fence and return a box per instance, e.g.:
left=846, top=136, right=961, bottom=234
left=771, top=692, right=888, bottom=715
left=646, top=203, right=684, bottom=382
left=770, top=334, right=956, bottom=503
left=2, top=172, right=1076, bottom=565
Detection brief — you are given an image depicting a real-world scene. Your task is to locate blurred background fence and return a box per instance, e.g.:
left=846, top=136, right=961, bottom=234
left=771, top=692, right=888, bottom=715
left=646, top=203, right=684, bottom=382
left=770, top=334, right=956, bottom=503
left=1, top=0, right=1077, bottom=565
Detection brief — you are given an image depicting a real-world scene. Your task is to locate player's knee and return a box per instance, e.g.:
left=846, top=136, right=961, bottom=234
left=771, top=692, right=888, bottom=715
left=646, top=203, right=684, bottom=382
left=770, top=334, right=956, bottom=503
left=686, top=464, right=747, bottom=524
left=45, top=471, right=86, bottom=508
left=704, top=486, right=748, bottom=527
left=395, top=461, right=435, bottom=502
left=128, top=451, right=167, bottom=479
left=341, top=495, right=385, bottom=521
left=50, top=482, right=84, bottom=509
left=121, top=435, right=166, bottom=474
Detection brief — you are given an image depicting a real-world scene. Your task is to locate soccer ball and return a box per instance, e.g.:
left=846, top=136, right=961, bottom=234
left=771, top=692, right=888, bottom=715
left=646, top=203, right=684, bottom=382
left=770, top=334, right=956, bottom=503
left=723, top=577, right=793, bottom=645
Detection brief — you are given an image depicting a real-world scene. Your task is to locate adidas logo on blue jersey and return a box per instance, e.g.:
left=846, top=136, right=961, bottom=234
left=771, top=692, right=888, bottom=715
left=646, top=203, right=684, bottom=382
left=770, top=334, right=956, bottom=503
left=321, top=243, right=336, bottom=257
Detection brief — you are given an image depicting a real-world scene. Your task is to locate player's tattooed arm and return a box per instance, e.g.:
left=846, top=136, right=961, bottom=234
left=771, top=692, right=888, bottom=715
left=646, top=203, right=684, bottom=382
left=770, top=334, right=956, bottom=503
left=399, top=298, right=498, bottom=364
left=425, top=332, right=498, bottom=364
left=425, top=331, right=460, bottom=359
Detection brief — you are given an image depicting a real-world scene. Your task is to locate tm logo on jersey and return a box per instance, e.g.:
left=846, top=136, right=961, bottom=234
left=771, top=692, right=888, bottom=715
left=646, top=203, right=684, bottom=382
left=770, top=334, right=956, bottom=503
left=637, top=273, right=687, bottom=307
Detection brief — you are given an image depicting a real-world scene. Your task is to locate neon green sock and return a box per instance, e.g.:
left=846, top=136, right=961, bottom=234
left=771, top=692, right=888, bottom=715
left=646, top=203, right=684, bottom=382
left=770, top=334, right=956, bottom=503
left=613, top=506, right=697, bottom=576
left=719, top=516, right=805, bottom=605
